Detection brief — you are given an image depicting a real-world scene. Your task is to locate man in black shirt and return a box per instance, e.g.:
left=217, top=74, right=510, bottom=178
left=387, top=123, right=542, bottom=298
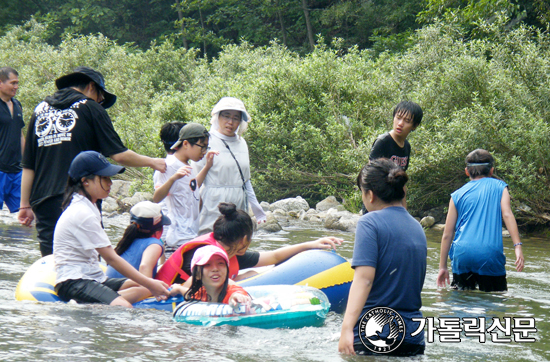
left=19, top=67, right=167, bottom=257
left=0, top=67, right=24, bottom=213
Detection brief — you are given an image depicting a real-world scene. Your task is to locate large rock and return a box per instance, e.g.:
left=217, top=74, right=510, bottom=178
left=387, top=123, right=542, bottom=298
left=419, top=206, right=446, bottom=225
left=121, top=192, right=153, bottom=208
left=316, top=196, right=341, bottom=212
left=420, top=216, right=436, bottom=228
left=270, top=196, right=309, bottom=213
left=258, top=211, right=283, bottom=233
left=260, top=201, right=271, bottom=212
left=102, top=197, right=119, bottom=213
left=110, top=180, right=132, bottom=198
left=324, top=210, right=360, bottom=232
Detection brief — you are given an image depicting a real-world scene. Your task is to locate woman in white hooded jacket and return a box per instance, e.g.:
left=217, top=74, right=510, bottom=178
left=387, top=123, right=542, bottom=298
left=192, top=97, right=266, bottom=234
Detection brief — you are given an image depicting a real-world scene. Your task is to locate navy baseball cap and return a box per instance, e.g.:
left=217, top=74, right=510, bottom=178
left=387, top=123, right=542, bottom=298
left=68, top=151, right=125, bottom=180
left=55, top=66, right=117, bottom=109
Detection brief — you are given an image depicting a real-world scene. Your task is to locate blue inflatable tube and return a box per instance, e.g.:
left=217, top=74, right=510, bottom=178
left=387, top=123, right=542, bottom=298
left=237, top=250, right=353, bottom=313
left=172, top=285, right=330, bottom=329
left=16, top=250, right=354, bottom=314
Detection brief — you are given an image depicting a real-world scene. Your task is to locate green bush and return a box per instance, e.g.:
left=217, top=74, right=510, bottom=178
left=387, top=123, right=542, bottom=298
left=3, top=20, right=550, bottom=224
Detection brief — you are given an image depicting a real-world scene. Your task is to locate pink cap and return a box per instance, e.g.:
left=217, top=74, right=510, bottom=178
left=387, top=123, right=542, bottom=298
left=191, top=245, right=230, bottom=270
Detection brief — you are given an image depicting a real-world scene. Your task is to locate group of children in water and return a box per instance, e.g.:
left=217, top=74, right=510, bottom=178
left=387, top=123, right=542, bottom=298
left=51, top=97, right=524, bottom=357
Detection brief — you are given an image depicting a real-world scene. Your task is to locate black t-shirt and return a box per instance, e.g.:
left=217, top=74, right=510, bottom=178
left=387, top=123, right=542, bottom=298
left=22, top=89, right=127, bottom=205
left=0, top=98, right=24, bottom=173
left=369, top=132, right=411, bottom=170
left=182, top=246, right=260, bottom=280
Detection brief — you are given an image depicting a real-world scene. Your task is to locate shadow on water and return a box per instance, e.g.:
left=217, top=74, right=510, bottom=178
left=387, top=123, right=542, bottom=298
left=0, top=208, right=548, bottom=361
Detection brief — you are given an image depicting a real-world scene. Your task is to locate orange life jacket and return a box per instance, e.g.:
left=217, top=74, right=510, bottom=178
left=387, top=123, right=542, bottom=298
left=155, top=232, right=240, bottom=284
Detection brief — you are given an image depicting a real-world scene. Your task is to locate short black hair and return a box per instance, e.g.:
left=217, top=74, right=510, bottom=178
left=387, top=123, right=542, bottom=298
left=159, top=122, right=186, bottom=153
left=393, top=101, right=423, bottom=128
left=0, top=67, right=18, bottom=82
left=465, top=149, right=494, bottom=178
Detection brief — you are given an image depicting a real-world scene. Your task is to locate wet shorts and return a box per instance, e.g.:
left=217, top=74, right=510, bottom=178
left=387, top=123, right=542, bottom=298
left=354, top=342, right=425, bottom=356
left=452, top=272, right=507, bottom=292
left=0, top=170, right=21, bottom=213
left=55, top=277, right=127, bottom=305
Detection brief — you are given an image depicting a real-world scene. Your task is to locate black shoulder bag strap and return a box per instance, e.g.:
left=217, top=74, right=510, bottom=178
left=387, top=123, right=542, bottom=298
left=220, top=139, right=248, bottom=204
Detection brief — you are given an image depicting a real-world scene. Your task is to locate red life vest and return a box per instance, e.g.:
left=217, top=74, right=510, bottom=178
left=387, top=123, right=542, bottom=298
left=155, top=232, right=240, bottom=284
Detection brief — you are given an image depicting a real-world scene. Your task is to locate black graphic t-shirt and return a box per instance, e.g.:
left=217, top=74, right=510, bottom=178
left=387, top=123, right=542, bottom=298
left=0, top=98, right=24, bottom=173
left=22, top=88, right=127, bottom=205
left=369, top=132, right=411, bottom=171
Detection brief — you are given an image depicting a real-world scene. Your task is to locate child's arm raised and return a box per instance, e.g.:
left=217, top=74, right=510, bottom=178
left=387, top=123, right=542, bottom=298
left=196, top=150, right=219, bottom=188
left=501, top=187, right=524, bottom=272
left=153, top=165, right=192, bottom=203
left=437, top=199, right=457, bottom=287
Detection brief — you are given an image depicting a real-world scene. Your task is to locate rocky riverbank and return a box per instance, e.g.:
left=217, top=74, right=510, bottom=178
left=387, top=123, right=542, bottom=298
left=101, top=181, right=453, bottom=234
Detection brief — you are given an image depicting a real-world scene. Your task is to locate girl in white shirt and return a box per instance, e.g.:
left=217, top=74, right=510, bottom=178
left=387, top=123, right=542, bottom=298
left=54, top=151, right=170, bottom=307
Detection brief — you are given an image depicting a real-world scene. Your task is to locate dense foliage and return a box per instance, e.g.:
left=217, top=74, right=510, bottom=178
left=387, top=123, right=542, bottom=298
left=2, top=11, right=550, bottom=225
left=5, top=0, right=550, bottom=56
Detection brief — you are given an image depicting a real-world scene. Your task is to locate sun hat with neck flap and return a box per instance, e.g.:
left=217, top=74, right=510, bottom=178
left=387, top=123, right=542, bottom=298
left=210, top=97, right=251, bottom=136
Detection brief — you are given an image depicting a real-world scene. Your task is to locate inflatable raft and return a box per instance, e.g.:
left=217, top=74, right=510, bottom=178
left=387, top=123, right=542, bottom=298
left=172, top=285, right=330, bottom=329
left=16, top=250, right=353, bottom=313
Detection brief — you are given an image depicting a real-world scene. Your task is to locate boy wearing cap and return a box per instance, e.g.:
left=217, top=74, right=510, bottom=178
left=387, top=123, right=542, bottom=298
left=153, top=123, right=219, bottom=257
left=19, top=66, right=167, bottom=257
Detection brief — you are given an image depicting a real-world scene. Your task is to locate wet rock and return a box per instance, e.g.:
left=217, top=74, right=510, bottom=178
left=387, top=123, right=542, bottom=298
left=420, top=216, right=435, bottom=228
left=258, top=211, right=283, bottom=233
left=316, top=196, right=341, bottom=212
left=260, top=201, right=271, bottom=212
left=272, top=209, right=289, bottom=222
left=324, top=211, right=360, bottom=232
left=270, top=196, right=309, bottom=213
left=102, top=197, right=119, bottom=213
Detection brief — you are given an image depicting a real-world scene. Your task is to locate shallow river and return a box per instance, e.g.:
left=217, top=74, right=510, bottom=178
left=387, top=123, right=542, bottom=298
left=0, top=209, right=548, bottom=362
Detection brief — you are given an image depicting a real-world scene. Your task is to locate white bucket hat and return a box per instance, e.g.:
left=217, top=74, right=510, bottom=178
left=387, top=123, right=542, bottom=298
left=210, top=97, right=251, bottom=136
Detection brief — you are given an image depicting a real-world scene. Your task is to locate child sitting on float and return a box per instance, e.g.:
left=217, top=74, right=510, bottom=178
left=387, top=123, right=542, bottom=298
left=54, top=151, right=170, bottom=307
left=106, top=201, right=170, bottom=279
left=170, top=245, right=251, bottom=306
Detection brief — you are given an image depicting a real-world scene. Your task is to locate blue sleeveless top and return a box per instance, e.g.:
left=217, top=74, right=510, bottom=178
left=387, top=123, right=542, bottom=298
left=450, top=177, right=507, bottom=276
left=106, top=237, right=164, bottom=279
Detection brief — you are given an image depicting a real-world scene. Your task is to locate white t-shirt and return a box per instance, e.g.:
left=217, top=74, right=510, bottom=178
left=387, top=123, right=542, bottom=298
left=155, top=154, right=200, bottom=248
left=54, top=193, right=111, bottom=284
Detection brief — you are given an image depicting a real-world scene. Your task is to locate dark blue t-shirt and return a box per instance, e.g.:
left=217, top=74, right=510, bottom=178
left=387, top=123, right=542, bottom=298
left=352, top=206, right=427, bottom=345
left=0, top=98, right=24, bottom=173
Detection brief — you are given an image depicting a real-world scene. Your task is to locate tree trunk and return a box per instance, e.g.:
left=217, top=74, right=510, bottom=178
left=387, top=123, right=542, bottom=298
left=276, top=0, right=287, bottom=46
left=199, top=4, right=207, bottom=56
left=301, top=0, right=315, bottom=50
left=175, top=1, right=188, bottom=50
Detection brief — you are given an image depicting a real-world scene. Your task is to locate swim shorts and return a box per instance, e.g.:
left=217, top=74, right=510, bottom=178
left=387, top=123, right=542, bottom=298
left=451, top=272, right=507, bottom=292
left=0, top=170, right=21, bottom=213
left=55, top=277, right=127, bottom=304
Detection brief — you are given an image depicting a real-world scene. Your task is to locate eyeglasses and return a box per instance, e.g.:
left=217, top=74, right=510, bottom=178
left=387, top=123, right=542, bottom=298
left=193, top=143, right=210, bottom=152
left=219, top=112, right=241, bottom=123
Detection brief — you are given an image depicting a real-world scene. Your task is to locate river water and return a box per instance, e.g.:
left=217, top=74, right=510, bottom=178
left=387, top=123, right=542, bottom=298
left=0, top=209, right=548, bottom=362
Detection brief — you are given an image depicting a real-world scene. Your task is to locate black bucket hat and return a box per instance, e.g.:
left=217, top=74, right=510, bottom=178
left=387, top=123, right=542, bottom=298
left=55, top=66, right=117, bottom=109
